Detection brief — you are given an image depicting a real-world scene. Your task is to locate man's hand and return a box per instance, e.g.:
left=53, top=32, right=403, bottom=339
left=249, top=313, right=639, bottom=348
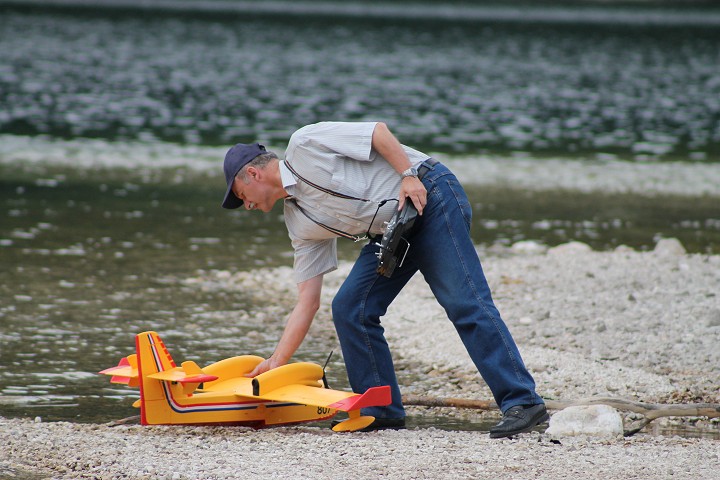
left=244, top=355, right=284, bottom=378
left=399, top=176, right=427, bottom=214
left=243, top=275, right=323, bottom=378
left=371, top=122, right=428, bottom=215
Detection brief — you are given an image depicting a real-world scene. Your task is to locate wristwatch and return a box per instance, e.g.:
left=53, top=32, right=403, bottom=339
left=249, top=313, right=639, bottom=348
left=401, top=166, right=418, bottom=178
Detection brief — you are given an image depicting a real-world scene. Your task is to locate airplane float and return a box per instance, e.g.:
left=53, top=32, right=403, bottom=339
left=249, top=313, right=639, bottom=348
left=99, top=331, right=391, bottom=432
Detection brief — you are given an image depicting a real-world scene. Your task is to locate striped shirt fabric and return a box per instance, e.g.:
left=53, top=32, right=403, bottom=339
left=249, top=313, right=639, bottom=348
left=282, top=121, right=430, bottom=283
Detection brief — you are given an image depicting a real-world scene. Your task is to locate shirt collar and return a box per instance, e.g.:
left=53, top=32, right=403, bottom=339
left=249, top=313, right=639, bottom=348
left=279, top=160, right=297, bottom=197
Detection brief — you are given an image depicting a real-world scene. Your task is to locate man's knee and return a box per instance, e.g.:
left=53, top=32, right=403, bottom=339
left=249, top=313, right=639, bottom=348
left=331, top=291, right=351, bottom=325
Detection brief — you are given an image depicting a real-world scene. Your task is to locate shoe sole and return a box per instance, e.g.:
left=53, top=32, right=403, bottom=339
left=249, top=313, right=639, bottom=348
left=331, top=418, right=405, bottom=432
left=358, top=425, right=406, bottom=432
left=489, top=412, right=550, bottom=439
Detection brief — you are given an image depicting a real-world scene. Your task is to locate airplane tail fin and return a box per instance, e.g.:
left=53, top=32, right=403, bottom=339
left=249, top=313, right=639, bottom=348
left=135, top=331, right=177, bottom=375
left=327, top=386, right=392, bottom=412
left=98, top=331, right=175, bottom=383
left=136, top=331, right=225, bottom=422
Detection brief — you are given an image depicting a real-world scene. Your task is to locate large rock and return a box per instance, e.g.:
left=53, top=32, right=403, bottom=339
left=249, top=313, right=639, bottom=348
left=546, top=405, right=624, bottom=438
left=653, top=237, right=686, bottom=256
left=510, top=240, right=548, bottom=255
left=547, top=241, right=592, bottom=256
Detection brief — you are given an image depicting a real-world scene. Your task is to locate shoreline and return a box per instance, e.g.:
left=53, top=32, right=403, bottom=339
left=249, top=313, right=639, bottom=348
left=2, top=134, right=719, bottom=198
left=3, top=241, right=719, bottom=478
left=3, top=0, right=720, bottom=27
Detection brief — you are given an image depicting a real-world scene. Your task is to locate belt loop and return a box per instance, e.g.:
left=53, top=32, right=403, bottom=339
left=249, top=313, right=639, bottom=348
left=418, top=158, right=438, bottom=180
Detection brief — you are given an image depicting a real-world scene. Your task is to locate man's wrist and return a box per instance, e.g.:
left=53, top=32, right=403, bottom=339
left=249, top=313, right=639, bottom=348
left=401, top=166, right=418, bottom=178
left=270, top=352, right=289, bottom=366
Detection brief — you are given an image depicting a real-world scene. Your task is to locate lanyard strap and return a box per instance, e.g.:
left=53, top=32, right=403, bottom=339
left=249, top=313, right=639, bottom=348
left=284, top=161, right=372, bottom=203
left=284, top=161, right=391, bottom=242
left=289, top=198, right=370, bottom=242
left=285, top=158, right=437, bottom=242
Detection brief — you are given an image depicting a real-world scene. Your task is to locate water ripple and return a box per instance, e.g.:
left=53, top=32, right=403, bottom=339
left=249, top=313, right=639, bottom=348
left=0, top=9, right=719, bottom=158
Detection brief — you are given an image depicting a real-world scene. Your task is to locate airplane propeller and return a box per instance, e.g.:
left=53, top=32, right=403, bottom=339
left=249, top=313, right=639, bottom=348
left=321, top=350, right=333, bottom=389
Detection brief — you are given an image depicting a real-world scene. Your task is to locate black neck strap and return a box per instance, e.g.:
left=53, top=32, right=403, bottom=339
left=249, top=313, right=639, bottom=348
left=284, top=161, right=372, bottom=203
left=284, top=161, right=393, bottom=242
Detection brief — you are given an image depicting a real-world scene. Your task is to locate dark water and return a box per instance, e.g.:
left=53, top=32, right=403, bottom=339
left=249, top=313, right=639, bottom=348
left=1, top=5, right=720, bottom=158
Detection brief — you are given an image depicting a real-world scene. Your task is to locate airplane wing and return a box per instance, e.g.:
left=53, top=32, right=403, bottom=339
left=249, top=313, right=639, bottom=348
left=99, top=354, right=139, bottom=387
left=242, top=362, right=392, bottom=413
left=250, top=384, right=391, bottom=413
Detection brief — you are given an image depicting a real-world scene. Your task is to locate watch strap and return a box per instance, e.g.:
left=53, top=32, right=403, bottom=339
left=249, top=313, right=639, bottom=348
left=401, top=166, right=419, bottom=178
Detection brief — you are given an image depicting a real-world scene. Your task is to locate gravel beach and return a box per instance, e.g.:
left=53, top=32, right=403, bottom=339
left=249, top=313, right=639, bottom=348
left=3, top=239, right=719, bottom=479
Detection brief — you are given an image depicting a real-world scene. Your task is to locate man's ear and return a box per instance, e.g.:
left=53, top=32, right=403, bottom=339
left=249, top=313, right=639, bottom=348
left=246, top=166, right=259, bottom=180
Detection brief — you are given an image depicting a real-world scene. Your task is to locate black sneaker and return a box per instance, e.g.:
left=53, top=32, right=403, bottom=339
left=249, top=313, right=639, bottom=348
left=489, top=404, right=549, bottom=439
left=331, top=417, right=406, bottom=432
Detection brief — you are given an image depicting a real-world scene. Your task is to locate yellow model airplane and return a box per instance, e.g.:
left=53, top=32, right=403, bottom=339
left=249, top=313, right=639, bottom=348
left=99, top=331, right=391, bottom=432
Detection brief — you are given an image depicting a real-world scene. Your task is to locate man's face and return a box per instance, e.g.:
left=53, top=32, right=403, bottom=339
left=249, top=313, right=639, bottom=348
left=231, top=169, right=274, bottom=212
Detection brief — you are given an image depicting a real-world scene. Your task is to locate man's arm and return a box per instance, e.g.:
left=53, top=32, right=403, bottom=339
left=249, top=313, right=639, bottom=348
left=244, top=274, right=324, bottom=377
left=371, top=122, right=427, bottom=214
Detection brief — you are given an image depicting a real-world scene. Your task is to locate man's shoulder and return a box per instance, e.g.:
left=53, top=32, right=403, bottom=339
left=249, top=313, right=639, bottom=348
left=287, top=123, right=321, bottom=151
left=287, top=121, right=378, bottom=166
left=290, top=122, right=319, bottom=138
left=290, top=121, right=376, bottom=142
left=290, top=121, right=331, bottom=139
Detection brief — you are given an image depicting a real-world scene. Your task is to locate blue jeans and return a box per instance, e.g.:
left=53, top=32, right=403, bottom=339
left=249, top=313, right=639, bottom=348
left=331, top=162, right=543, bottom=418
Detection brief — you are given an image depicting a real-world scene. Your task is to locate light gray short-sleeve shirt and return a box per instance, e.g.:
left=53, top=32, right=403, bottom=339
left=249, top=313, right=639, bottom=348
left=283, top=122, right=429, bottom=283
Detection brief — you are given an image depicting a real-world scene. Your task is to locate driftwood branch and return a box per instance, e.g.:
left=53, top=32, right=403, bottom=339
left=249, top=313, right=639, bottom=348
left=107, top=415, right=141, bottom=427
left=403, top=394, right=720, bottom=436
left=543, top=397, right=720, bottom=420
left=402, top=395, right=497, bottom=411
left=404, top=394, right=720, bottom=419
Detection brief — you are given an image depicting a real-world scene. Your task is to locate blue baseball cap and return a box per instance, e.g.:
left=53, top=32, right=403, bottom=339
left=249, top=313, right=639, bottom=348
left=221, top=143, right=267, bottom=209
